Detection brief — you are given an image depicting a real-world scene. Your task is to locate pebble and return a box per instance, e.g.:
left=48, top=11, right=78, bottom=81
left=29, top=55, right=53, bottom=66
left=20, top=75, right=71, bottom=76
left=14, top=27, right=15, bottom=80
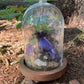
left=43, top=56, right=48, bottom=60
left=21, top=78, right=36, bottom=84
left=69, top=79, right=80, bottom=84
left=35, top=59, right=47, bottom=66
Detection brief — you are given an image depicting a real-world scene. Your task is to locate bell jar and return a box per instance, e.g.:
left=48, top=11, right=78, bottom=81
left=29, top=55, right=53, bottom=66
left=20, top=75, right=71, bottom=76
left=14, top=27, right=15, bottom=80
left=23, top=0, right=64, bottom=71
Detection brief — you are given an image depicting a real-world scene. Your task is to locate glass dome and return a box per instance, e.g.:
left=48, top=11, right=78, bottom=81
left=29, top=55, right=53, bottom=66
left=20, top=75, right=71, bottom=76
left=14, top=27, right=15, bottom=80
left=23, top=0, right=64, bottom=71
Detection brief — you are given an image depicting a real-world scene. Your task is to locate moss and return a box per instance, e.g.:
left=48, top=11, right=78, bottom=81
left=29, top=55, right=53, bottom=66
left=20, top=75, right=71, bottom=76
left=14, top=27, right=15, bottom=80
left=37, top=66, right=42, bottom=69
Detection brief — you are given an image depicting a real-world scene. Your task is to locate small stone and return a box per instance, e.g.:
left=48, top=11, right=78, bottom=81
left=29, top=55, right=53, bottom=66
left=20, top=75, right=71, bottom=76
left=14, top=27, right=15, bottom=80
left=21, top=78, right=36, bottom=84
left=35, top=59, right=47, bottom=66
left=43, top=56, right=48, bottom=60
left=69, top=79, right=80, bottom=84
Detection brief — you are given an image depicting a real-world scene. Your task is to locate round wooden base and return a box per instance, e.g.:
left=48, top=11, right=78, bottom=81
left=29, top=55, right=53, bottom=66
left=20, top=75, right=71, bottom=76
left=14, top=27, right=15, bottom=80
left=19, top=58, right=67, bottom=82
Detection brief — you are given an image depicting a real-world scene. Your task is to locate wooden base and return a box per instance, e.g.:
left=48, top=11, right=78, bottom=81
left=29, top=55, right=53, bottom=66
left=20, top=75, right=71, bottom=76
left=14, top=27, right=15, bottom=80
left=19, top=57, right=67, bottom=82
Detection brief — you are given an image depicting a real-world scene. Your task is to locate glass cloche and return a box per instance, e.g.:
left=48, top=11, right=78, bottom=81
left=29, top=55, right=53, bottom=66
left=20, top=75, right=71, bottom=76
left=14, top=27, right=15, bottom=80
left=23, top=0, right=64, bottom=71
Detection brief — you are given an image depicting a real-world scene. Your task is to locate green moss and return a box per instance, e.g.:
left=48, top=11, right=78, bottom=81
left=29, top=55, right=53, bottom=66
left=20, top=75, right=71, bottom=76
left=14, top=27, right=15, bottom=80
left=37, top=66, right=42, bottom=69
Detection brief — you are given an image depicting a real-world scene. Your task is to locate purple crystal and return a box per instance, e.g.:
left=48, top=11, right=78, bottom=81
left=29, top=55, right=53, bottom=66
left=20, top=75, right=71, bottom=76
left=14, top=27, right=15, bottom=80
left=26, top=44, right=33, bottom=55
